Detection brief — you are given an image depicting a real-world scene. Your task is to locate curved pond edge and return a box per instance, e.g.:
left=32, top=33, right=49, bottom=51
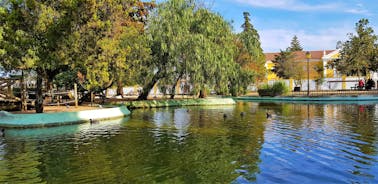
left=0, top=106, right=131, bottom=128
left=124, top=98, right=236, bottom=109
left=235, top=95, right=378, bottom=102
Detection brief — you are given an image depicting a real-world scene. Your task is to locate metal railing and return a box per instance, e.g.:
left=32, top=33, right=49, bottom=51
left=289, top=89, right=378, bottom=97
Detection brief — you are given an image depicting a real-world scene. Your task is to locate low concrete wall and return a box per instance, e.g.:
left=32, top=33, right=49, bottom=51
left=125, top=98, right=236, bottom=109
left=0, top=106, right=131, bottom=128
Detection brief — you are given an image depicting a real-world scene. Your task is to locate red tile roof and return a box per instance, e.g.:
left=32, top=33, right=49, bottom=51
left=265, top=50, right=335, bottom=61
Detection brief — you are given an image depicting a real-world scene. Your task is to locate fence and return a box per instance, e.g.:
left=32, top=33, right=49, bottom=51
left=289, top=89, right=378, bottom=97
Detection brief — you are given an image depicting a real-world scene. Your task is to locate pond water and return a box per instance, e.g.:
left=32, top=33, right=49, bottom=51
left=1, top=101, right=378, bottom=183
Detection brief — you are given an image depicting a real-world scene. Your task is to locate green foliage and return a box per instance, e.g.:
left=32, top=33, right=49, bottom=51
left=257, top=81, right=289, bottom=97
left=314, top=62, right=325, bottom=88
left=272, top=50, right=293, bottom=78
left=271, top=50, right=304, bottom=86
left=288, top=35, right=303, bottom=51
left=228, top=66, right=255, bottom=96
left=59, top=0, right=154, bottom=92
left=241, top=12, right=252, bottom=32
left=139, top=0, right=245, bottom=99
left=329, top=19, right=378, bottom=77
left=54, top=70, right=77, bottom=89
left=0, top=1, right=39, bottom=71
left=236, top=12, right=265, bottom=82
left=1, top=0, right=264, bottom=106
left=0, top=0, right=155, bottom=112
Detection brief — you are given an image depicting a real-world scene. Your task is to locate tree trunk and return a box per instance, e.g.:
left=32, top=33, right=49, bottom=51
left=20, top=70, right=27, bottom=112
left=199, top=89, right=207, bottom=98
left=137, top=70, right=162, bottom=100
left=116, top=80, right=124, bottom=97
left=35, top=69, right=44, bottom=113
left=170, top=73, right=183, bottom=99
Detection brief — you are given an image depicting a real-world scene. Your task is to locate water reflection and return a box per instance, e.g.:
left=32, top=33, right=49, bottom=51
left=0, top=102, right=377, bottom=183
left=254, top=102, right=378, bottom=183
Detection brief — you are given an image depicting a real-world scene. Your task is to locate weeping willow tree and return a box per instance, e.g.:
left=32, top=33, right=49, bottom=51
left=138, top=0, right=246, bottom=100
left=186, top=8, right=237, bottom=98
left=137, top=0, right=194, bottom=100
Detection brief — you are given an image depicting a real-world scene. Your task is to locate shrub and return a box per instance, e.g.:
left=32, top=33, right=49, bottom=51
left=257, top=81, right=289, bottom=96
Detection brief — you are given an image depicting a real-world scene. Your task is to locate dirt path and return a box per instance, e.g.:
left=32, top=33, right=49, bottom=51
left=12, top=105, right=100, bottom=114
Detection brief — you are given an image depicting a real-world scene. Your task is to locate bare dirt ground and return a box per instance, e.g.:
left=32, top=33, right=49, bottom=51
left=12, top=104, right=101, bottom=114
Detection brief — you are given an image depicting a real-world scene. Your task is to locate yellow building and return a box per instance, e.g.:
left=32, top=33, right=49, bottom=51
left=265, top=50, right=339, bottom=81
left=264, top=50, right=341, bottom=90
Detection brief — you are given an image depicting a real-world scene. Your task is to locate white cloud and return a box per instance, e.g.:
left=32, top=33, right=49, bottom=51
left=235, top=0, right=340, bottom=11
left=234, top=0, right=371, bottom=15
left=345, top=3, right=372, bottom=15
left=259, top=27, right=352, bottom=52
left=346, top=9, right=370, bottom=15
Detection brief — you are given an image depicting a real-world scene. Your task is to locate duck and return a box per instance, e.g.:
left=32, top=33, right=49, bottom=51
left=89, top=119, right=99, bottom=124
left=266, top=112, right=272, bottom=118
left=223, top=113, right=228, bottom=119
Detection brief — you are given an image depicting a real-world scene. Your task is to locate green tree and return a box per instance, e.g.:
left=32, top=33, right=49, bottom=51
left=1, top=0, right=154, bottom=112
left=187, top=8, right=237, bottom=97
left=60, top=0, right=154, bottom=100
left=137, top=0, right=194, bottom=100
left=0, top=0, right=52, bottom=112
left=288, top=35, right=303, bottom=51
left=138, top=0, right=240, bottom=99
left=237, top=12, right=265, bottom=82
left=330, top=19, right=378, bottom=77
left=271, top=50, right=304, bottom=86
left=271, top=50, right=293, bottom=78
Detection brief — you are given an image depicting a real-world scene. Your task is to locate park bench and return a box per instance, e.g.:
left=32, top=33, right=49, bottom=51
left=327, top=80, right=360, bottom=90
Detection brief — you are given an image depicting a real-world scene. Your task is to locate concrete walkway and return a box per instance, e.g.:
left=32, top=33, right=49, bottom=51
left=236, top=95, right=378, bottom=102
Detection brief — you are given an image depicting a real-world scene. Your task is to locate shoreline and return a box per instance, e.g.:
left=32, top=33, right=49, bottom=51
left=0, top=97, right=236, bottom=128
left=0, top=106, right=131, bottom=128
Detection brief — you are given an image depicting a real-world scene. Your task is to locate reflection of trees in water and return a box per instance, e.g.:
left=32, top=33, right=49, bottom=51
left=258, top=102, right=338, bottom=127
left=22, top=107, right=261, bottom=183
left=119, top=107, right=263, bottom=183
left=0, top=141, right=44, bottom=183
left=255, top=102, right=378, bottom=181
left=256, top=102, right=378, bottom=155
left=334, top=104, right=378, bottom=155
left=228, top=102, right=266, bottom=181
left=3, top=103, right=376, bottom=183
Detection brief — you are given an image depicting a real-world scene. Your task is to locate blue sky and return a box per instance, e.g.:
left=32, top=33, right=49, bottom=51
left=155, top=0, right=378, bottom=52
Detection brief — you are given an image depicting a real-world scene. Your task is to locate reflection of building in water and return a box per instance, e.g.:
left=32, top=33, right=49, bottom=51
left=153, top=111, right=172, bottom=128
left=173, top=109, right=190, bottom=140
left=152, top=109, right=191, bottom=140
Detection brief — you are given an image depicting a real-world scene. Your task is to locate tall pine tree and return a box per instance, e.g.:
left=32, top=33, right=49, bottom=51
left=237, top=12, right=265, bottom=82
left=288, top=35, right=303, bottom=51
